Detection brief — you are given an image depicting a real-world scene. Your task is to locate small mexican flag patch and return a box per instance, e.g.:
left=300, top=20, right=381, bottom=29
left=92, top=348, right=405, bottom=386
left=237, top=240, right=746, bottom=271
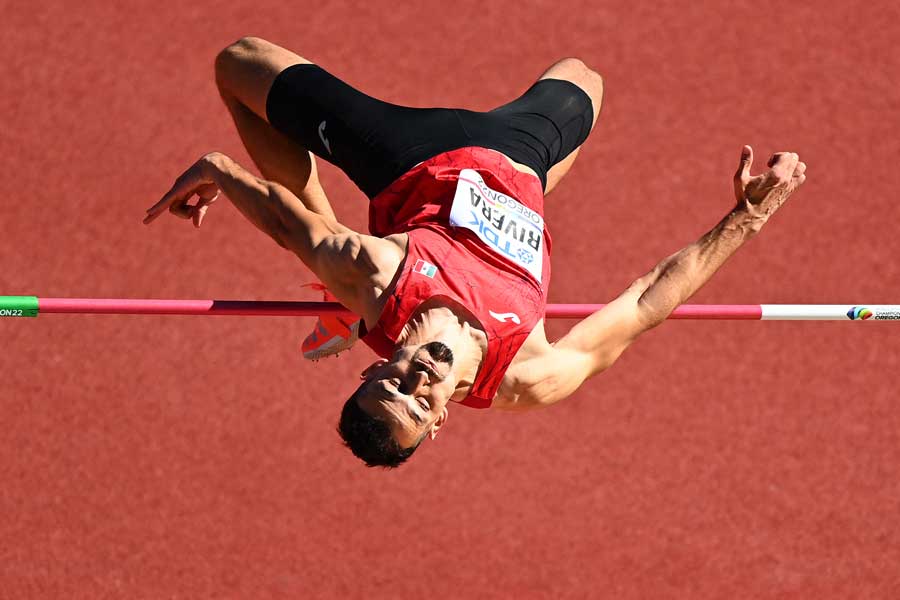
left=413, top=259, right=437, bottom=278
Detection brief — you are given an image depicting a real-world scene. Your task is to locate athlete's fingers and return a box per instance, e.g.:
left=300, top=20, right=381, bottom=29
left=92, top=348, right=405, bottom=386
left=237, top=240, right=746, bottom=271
left=192, top=192, right=218, bottom=228
left=780, top=153, right=800, bottom=179
left=144, top=183, right=186, bottom=224
left=144, top=162, right=212, bottom=224
left=194, top=183, right=219, bottom=202
left=733, top=145, right=753, bottom=200
left=766, top=152, right=796, bottom=170
left=145, top=184, right=193, bottom=224
left=145, top=171, right=197, bottom=219
left=169, top=202, right=193, bottom=220
left=192, top=205, right=207, bottom=228
left=175, top=188, right=216, bottom=224
left=144, top=188, right=184, bottom=225
left=767, top=152, right=799, bottom=183
left=793, top=159, right=807, bottom=188
left=736, top=145, right=753, bottom=180
left=169, top=187, right=205, bottom=220
left=767, top=151, right=798, bottom=169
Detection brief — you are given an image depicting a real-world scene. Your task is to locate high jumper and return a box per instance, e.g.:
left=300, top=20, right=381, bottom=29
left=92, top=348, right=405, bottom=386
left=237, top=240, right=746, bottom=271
left=144, top=37, right=807, bottom=467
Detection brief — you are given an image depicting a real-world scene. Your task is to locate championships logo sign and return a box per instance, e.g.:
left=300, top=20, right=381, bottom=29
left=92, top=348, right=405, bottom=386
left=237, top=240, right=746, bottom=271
left=847, top=306, right=873, bottom=320
left=846, top=306, right=900, bottom=320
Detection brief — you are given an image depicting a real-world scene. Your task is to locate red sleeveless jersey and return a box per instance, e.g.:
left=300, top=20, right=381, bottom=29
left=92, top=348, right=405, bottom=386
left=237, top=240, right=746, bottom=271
left=361, top=147, right=552, bottom=409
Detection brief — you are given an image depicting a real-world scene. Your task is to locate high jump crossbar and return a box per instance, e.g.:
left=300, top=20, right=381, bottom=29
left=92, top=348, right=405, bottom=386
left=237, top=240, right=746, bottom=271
left=1, top=297, right=899, bottom=320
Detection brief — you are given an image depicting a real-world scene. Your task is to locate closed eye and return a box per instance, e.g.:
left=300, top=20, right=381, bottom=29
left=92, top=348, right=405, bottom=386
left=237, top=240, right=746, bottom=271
left=384, top=379, right=429, bottom=421
left=390, top=378, right=408, bottom=394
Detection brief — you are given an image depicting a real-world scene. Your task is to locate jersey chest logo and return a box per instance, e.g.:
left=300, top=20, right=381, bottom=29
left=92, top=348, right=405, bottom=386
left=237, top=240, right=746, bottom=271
left=489, top=311, right=521, bottom=324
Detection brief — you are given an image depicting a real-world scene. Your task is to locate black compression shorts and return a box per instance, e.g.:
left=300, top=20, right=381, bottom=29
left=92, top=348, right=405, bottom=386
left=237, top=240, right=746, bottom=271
left=265, top=64, right=594, bottom=199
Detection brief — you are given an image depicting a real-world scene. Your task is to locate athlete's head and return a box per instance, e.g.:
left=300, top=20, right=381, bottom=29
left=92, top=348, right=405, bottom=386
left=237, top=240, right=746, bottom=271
left=337, top=341, right=455, bottom=467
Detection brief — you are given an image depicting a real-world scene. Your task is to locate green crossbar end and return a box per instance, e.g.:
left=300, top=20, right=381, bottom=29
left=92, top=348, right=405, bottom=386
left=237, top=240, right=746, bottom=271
left=0, top=296, right=39, bottom=317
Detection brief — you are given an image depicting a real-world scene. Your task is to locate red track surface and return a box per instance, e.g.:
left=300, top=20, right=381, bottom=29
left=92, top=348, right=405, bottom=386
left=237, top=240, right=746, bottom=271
left=2, top=1, right=899, bottom=597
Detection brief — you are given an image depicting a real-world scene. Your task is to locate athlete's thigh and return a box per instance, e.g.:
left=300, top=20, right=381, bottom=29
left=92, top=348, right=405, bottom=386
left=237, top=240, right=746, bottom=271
left=216, top=38, right=420, bottom=198
left=266, top=63, right=473, bottom=198
left=215, top=36, right=311, bottom=121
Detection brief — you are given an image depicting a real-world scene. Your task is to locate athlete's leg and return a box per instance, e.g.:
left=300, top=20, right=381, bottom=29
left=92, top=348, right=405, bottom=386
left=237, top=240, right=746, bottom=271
left=468, top=57, right=602, bottom=196
left=219, top=38, right=470, bottom=200
left=215, top=38, right=367, bottom=359
left=214, top=37, right=337, bottom=221
left=536, top=58, right=604, bottom=195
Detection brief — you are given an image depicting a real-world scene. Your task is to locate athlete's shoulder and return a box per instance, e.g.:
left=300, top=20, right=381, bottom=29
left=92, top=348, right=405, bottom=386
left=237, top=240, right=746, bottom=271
left=351, top=232, right=408, bottom=275
left=313, top=232, right=408, bottom=324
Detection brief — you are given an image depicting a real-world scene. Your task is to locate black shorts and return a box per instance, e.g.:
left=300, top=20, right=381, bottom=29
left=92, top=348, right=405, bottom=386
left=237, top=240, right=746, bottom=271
left=265, top=64, right=594, bottom=199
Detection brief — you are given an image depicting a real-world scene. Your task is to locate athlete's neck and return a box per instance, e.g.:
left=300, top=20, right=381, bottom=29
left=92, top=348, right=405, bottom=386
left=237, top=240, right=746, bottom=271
left=398, top=302, right=486, bottom=391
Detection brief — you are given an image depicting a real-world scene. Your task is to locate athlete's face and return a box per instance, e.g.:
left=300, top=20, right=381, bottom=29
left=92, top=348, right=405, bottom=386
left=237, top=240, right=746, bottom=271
left=355, top=341, right=455, bottom=448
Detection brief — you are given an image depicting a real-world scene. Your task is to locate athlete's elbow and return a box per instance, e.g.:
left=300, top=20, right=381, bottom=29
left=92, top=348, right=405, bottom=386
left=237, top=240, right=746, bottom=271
left=503, top=391, right=560, bottom=411
left=529, top=375, right=582, bottom=409
left=266, top=219, right=291, bottom=250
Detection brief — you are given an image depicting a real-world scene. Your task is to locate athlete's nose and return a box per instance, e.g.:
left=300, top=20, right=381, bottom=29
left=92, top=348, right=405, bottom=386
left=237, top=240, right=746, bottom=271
left=409, top=369, right=429, bottom=392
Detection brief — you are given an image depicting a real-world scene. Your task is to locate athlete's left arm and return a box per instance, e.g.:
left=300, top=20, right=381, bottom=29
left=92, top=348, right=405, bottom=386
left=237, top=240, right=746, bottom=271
left=513, top=146, right=808, bottom=409
left=505, top=280, right=649, bottom=409
left=144, top=152, right=365, bottom=286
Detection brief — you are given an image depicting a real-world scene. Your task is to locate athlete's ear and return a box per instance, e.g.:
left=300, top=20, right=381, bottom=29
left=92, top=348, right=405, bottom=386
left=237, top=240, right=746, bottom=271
left=429, top=406, right=449, bottom=440
left=360, top=358, right=389, bottom=379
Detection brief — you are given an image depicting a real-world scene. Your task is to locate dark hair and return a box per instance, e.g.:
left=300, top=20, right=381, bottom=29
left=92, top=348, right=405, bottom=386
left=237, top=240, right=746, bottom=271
left=337, top=383, right=425, bottom=468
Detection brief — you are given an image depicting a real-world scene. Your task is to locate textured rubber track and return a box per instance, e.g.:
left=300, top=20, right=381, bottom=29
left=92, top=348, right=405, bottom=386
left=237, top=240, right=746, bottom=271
left=1, top=1, right=899, bottom=598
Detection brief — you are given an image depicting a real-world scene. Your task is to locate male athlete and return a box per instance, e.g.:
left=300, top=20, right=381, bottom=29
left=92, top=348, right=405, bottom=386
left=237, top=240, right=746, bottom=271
left=144, top=37, right=807, bottom=468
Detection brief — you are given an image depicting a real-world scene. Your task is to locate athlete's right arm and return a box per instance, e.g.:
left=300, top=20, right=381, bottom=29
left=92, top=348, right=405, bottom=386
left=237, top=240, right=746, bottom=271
left=143, top=152, right=372, bottom=288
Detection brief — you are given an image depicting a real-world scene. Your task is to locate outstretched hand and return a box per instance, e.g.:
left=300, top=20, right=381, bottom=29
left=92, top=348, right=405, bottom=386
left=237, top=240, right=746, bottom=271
left=144, top=154, right=222, bottom=228
left=733, top=145, right=807, bottom=225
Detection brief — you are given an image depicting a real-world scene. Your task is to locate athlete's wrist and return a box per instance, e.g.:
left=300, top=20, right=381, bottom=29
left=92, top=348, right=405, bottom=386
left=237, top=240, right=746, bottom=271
left=199, top=151, right=231, bottom=179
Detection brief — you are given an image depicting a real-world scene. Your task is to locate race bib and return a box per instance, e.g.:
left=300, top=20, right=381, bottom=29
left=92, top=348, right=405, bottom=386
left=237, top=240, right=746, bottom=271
left=449, top=169, right=544, bottom=283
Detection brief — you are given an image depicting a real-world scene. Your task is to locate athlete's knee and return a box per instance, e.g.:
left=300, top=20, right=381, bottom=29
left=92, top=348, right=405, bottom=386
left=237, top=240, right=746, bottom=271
left=215, top=36, right=310, bottom=99
left=220, top=36, right=275, bottom=60
left=555, top=57, right=603, bottom=95
left=544, top=57, right=603, bottom=124
left=216, top=37, right=266, bottom=86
